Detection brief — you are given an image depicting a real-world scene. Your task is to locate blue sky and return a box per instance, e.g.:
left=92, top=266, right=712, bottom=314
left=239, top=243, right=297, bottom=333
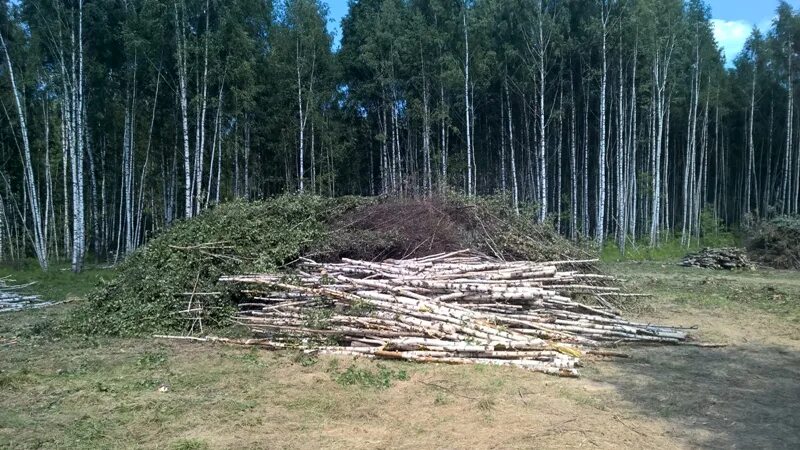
left=324, top=0, right=799, bottom=64
left=708, top=0, right=800, bottom=65
left=325, top=0, right=349, bottom=48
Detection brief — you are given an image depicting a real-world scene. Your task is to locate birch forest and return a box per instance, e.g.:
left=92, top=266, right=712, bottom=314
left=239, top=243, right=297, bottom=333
left=2, top=0, right=800, bottom=272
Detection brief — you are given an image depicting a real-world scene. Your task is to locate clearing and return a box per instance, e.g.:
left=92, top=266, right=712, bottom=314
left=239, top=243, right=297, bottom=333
left=1, top=262, right=798, bottom=449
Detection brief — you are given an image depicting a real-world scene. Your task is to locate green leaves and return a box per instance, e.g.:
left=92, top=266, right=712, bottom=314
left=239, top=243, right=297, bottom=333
left=69, top=195, right=347, bottom=336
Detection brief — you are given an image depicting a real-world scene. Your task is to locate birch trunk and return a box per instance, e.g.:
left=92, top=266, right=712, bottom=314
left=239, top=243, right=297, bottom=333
left=297, top=39, right=306, bottom=193
left=505, top=77, right=519, bottom=214
left=175, top=2, right=192, bottom=218
left=649, top=39, right=673, bottom=246
left=596, top=3, right=608, bottom=243
left=193, top=0, right=210, bottom=214
left=537, top=1, right=548, bottom=223
left=463, top=5, right=473, bottom=197
left=783, top=53, right=793, bottom=213
left=2, top=30, right=48, bottom=269
left=569, top=70, right=578, bottom=240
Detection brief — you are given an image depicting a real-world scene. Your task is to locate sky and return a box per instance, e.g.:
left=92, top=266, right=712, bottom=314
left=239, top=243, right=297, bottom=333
left=325, top=0, right=349, bottom=49
left=324, top=0, right=800, bottom=65
left=707, top=0, right=800, bottom=65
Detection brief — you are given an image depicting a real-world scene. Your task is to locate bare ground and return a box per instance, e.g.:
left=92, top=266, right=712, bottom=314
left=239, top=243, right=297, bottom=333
left=1, top=262, right=798, bottom=449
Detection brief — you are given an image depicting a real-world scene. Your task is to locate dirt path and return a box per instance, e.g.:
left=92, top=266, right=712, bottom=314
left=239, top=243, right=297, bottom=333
left=585, top=263, right=800, bottom=449
left=591, top=307, right=800, bottom=449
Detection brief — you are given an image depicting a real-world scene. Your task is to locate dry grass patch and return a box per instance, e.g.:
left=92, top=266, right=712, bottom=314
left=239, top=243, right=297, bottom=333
left=2, top=262, right=799, bottom=449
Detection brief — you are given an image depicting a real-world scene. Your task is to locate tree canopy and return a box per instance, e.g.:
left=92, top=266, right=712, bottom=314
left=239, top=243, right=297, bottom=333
left=1, top=0, right=800, bottom=270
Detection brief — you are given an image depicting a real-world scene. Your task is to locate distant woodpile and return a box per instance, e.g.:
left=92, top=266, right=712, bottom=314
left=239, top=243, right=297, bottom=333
left=680, top=248, right=754, bottom=270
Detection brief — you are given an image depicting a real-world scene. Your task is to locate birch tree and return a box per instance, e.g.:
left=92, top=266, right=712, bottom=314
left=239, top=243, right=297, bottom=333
left=1, top=29, right=48, bottom=269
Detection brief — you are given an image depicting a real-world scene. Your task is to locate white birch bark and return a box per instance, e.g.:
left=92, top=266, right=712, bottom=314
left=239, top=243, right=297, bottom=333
left=615, top=35, right=625, bottom=252
left=1, top=30, right=48, bottom=269
left=649, top=39, right=674, bottom=246
left=536, top=0, right=548, bottom=223
left=297, top=39, right=306, bottom=193
left=192, top=0, right=210, bottom=214
left=463, top=5, right=472, bottom=197
left=440, top=84, right=447, bottom=192
left=505, top=77, right=519, bottom=214
left=175, top=2, right=192, bottom=218
left=746, top=55, right=757, bottom=216
left=582, top=86, right=589, bottom=238
left=596, top=2, right=608, bottom=244
left=207, top=78, right=223, bottom=207
left=782, top=53, right=793, bottom=213
left=569, top=70, right=577, bottom=240
left=500, top=91, right=507, bottom=193
left=68, top=0, right=86, bottom=271
left=421, top=48, right=432, bottom=197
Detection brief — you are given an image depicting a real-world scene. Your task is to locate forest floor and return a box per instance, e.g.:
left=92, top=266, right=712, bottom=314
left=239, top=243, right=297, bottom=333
left=0, top=262, right=799, bottom=449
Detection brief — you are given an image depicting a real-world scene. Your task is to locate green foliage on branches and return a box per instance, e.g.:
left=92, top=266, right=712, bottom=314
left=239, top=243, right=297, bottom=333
left=70, top=195, right=364, bottom=336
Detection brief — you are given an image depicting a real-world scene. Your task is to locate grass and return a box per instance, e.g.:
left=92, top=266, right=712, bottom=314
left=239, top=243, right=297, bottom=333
left=0, top=323, right=425, bottom=448
left=1, top=261, right=799, bottom=448
left=0, top=259, right=111, bottom=302
left=600, top=232, right=740, bottom=262
left=333, top=364, right=409, bottom=389
left=606, top=261, right=800, bottom=323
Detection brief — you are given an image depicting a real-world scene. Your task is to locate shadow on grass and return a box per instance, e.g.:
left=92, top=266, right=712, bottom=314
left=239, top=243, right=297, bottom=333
left=595, top=344, right=800, bottom=449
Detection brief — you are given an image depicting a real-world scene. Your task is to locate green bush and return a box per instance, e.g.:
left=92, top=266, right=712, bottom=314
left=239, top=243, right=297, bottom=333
left=69, top=195, right=364, bottom=336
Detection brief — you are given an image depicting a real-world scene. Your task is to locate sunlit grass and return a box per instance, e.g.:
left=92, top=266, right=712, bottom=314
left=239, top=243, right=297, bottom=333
left=0, top=259, right=112, bottom=302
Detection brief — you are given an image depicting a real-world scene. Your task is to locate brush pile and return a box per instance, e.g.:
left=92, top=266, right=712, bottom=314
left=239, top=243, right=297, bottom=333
left=747, top=216, right=800, bottom=269
left=680, top=247, right=754, bottom=270
left=216, top=250, right=687, bottom=377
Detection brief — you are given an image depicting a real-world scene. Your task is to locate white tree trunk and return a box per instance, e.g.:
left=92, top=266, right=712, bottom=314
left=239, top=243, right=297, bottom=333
left=746, top=58, right=756, bottom=216
left=175, top=2, right=192, bottom=218
left=596, top=3, right=608, bottom=244
left=463, top=5, right=472, bottom=197
left=505, top=78, right=519, bottom=214
left=2, top=30, right=48, bottom=269
left=297, top=39, right=306, bottom=193
left=569, top=71, right=578, bottom=240
left=537, top=0, right=548, bottom=223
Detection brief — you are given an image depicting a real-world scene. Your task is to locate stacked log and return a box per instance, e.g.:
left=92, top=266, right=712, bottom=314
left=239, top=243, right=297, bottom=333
left=0, top=277, right=53, bottom=313
left=680, top=247, right=754, bottom=270
left=204, top=250, right=689, bottom=377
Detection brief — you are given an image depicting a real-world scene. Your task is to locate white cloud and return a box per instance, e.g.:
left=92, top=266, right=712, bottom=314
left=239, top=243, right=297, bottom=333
left=711, top=18, right=753, bottom=65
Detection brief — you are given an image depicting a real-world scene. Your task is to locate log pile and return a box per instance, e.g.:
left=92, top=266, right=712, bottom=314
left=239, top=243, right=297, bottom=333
left=0, top=277, right=54, bottom=313
left=208, top=250, right=689, bottom=377
left=680, top=247, right=754, bottom=270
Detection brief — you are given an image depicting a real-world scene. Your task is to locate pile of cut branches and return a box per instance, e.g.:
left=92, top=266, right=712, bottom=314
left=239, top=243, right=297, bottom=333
left=747, top=216, right=800, bottom=269
left=193, top=250, right=690, bottom=377
left=681, top=247, right=753, bottom=270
